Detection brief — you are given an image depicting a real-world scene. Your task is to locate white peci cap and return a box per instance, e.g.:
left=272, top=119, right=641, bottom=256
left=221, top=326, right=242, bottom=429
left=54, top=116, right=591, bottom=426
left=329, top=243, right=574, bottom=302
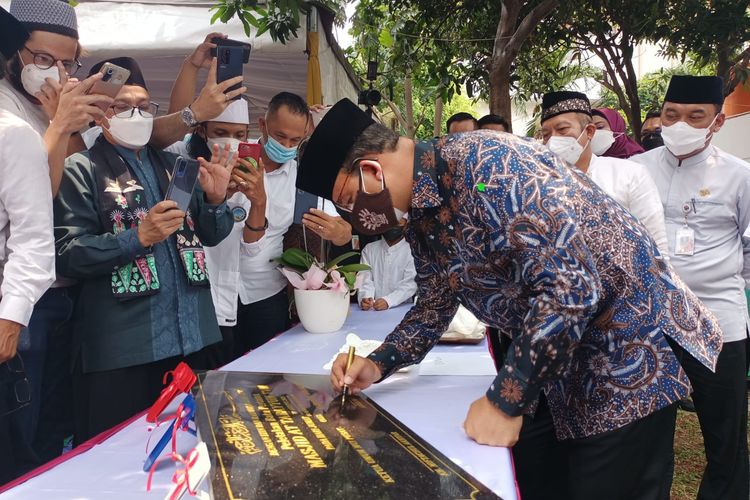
left=211, top=99, right=250, bottom=125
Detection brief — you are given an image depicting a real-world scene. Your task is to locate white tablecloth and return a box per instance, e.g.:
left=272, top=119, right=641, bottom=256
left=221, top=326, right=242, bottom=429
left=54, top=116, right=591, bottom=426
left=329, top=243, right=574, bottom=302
left=1, top=304, right=517, bottom=500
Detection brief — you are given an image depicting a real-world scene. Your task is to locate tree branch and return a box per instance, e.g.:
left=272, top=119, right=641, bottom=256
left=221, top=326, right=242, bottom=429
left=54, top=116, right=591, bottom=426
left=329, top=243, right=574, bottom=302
left=507, top=0, right=558, bottom=53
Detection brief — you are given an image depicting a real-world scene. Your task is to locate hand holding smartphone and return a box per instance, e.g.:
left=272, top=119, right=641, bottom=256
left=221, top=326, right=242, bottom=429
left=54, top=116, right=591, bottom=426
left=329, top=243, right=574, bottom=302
left=210, top=37, right=251, bottom=62
left=237, top=142, right=261, bottom=172
left=165, top=156, right=201, bottom=212
left=215, top=44, right=245, bottom=100
left=87, top=62, right=130, bottom=111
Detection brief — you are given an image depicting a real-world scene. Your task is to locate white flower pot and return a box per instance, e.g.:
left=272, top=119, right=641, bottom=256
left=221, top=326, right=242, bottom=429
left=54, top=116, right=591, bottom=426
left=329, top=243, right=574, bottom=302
left=294, top=289, right=350, bottom=333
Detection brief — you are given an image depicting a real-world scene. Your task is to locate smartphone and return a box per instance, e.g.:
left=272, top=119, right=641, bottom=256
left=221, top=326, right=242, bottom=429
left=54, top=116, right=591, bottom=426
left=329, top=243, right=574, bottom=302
left=216, top=44, right=245, bottom=99
left=210, top=37, right=251, bottom=63
left=87, top=62, right=130, bottom=111
left=294, top=190, right=319, bottom=225
left=237, top=142, right=261, bottom=172
left=165, top=156, right=200, bottom=213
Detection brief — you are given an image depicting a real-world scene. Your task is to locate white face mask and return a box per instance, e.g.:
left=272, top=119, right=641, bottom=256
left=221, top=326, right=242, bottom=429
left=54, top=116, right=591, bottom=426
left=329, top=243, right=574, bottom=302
left=20, top=63, right=60, bottom=96
left=106, top=113, right=154, bottom=150
left=207, top=137, right=241, bottom=154
left=547, top=129, right=589, bottom=165
left=590, top=129, right=618, bottom=155
left=661, top=115, right=717, bottom=157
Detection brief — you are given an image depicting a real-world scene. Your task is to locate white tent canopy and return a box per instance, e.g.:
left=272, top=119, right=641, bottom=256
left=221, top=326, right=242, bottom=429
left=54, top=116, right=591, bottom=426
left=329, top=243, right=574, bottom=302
left=1, top=0, right=359, bottom=135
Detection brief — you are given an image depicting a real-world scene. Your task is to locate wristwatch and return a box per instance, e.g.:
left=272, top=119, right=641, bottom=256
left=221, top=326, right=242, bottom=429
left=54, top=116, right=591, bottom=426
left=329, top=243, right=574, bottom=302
left=180, top=106, right=199, bottom=127
left=245, top=217, right=269, bottom=232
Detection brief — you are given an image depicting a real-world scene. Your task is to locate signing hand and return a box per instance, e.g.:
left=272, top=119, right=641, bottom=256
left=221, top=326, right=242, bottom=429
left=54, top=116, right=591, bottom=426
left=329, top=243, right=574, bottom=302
left=302, top=209, right=353, bottom=246
left=0, top=319, right=22, bottom=363
left=373, top=298, right=389, bottom=311
left=188, top=32, right=226, bottom=70
left=463, top=396, right=524, bottom=447
left=44, top=70, right=111, bottom=135
left=232, top=157, right=266, bottom=205
left=359, top=298, right=374, bottom=311
left=198, top=143, right=236, bottom=205
left=330, top=354, right=382, bottom=395
left=136, top=200, right=186, bottom=247
left=190, top=58, right=247, bottom=122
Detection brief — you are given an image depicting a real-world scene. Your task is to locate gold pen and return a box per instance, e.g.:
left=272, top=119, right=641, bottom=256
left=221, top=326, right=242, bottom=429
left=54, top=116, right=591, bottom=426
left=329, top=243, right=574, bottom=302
left=341, top=345, right=356, bottom=406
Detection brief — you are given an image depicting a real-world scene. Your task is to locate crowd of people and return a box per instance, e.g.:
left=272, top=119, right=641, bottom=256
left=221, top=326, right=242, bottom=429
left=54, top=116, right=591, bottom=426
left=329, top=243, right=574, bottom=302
left=0, top=1, right=748, bottom=499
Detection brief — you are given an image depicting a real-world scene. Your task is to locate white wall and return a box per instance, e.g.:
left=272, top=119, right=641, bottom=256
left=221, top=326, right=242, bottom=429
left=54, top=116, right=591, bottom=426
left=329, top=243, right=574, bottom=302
left=714, top=113, right=750, bottom=162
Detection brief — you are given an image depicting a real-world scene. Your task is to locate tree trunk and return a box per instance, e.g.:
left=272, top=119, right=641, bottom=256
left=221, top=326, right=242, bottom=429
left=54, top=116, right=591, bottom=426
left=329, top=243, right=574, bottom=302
left=621, top=43, right=643, bottom=139
left=488, top=0, right=558, bottom=134
left=489, top=68, right=513, bottom=132
left=404, top=71, right=416, bottom=138
left=434, top=96, right=444, bottom=137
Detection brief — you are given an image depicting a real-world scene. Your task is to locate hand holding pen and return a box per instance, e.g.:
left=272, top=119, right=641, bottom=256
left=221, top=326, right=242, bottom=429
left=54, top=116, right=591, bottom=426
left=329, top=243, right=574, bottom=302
left=341, top=346, right=356, bottom=405
left=330, top=349, right=382, bottom=399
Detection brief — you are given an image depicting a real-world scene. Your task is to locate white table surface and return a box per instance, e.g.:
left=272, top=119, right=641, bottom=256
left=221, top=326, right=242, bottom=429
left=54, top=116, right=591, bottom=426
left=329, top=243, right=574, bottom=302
left=1, top=304, right=517, bottom=500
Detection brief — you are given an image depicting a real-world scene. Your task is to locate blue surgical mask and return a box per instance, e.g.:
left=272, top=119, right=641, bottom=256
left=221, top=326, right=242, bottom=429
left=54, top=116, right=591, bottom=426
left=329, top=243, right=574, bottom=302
left=263, top=135, right=298, bottom=164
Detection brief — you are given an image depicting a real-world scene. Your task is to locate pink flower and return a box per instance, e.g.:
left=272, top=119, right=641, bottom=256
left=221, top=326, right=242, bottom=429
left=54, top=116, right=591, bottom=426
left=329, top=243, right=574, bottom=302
left=279, top=265, right=329, bottom=290
left=305, top=264, right=327, bottom=290
left=326, top=270, right=349, bottom=293
left=280, top=268, right=309, bottom=289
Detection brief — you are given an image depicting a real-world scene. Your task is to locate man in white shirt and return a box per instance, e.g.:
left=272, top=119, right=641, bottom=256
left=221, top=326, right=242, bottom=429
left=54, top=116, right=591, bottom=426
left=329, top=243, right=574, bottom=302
left=631, top=75, right=750, bottom=500
left=1, top=0, right=115, bottom=464
left=0, top=6, right=55, bottom=482
left=229, top=92, right=310, bottom=355
left=540, top=91, right=669, bottom=256
left=358, top=221, right=417, bottom=311
left=174, top=99, right=251, bottom=366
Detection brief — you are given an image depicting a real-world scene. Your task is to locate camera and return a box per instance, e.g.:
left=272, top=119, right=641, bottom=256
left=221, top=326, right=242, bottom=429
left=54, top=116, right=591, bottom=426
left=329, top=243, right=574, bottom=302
left=358, top=88, right=382, bottom=107
left=102, top=67, right=113, bottom=82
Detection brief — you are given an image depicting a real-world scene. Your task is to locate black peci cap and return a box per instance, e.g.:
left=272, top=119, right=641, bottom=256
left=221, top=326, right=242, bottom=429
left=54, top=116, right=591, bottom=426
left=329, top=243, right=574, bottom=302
left=541, top=91, right=591, bottom=123
left=296, top=98, right=375, bottom=200
left=664, top=75, right=724, bottom=106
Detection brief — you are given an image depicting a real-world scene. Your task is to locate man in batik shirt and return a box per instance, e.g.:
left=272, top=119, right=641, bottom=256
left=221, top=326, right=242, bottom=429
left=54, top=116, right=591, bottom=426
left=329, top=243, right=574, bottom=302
left=296, top=99, right=722, bottom=500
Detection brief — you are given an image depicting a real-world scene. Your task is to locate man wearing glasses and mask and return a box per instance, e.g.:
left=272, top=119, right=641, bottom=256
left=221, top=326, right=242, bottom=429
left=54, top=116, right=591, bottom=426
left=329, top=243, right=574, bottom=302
left=1, top=0, right=112, bottom=194
left=54, top=57, right=235, bottom=442
left=299, top=99, right=722, bottom=499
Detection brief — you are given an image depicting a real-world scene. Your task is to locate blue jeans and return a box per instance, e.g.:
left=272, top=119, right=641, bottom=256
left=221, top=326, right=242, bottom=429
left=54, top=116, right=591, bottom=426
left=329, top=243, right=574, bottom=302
left=14, top=286, right=76, bottom=471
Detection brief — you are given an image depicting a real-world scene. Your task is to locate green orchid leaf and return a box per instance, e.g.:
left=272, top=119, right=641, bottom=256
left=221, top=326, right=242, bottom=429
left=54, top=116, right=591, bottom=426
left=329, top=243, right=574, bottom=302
left=325, top=251, right=361, bottom=270
left=337, top=263, right=371, bottom=273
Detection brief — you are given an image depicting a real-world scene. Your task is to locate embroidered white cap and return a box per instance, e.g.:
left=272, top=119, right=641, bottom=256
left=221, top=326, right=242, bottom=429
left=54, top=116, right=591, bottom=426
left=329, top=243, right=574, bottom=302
left=211, top=99, right=250, bottom=125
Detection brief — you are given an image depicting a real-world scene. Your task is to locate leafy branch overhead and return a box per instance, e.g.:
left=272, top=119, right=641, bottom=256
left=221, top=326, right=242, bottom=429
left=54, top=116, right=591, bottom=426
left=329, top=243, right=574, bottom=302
left=209, top=0, right=310, bottom=43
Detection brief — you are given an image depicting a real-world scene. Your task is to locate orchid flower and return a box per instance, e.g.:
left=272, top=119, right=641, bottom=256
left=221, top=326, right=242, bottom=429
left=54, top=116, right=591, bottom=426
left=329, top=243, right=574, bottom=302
left=279, top=268, right=309, bottom=290
left=326, top=270, right=349, bottom=294
left=305, top=264, right=327, bottom=290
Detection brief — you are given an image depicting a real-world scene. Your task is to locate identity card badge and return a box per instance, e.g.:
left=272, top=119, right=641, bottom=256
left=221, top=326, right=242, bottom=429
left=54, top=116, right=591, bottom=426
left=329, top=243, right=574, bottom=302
left=675, top=225, right=695, bottom=256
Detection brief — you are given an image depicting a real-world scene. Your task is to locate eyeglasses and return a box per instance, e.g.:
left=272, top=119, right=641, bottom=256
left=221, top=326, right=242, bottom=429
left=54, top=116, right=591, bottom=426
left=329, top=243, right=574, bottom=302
left=110, top=102, right=159, bottom=119
left=1, top=354, right=31, bottom=417
left=332, top=158, right=381, bottom=213
left=20, top=46, right=82, bottom=76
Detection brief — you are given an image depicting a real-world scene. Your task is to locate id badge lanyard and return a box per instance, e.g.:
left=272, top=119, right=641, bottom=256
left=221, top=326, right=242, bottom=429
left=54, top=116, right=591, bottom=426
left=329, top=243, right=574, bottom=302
left=675, top=199, right=696, bottom=256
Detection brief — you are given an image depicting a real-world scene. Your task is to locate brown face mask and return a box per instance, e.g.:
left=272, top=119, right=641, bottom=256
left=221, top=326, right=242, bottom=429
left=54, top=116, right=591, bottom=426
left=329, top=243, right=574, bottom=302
left=349, top=163, right=400, bottom=236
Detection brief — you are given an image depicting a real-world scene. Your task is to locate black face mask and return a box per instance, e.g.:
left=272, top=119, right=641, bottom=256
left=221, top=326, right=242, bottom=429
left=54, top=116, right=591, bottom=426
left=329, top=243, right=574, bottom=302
left=382, top=226, right=404, bottom=243
left=641, top=132, right=664, bottom=151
